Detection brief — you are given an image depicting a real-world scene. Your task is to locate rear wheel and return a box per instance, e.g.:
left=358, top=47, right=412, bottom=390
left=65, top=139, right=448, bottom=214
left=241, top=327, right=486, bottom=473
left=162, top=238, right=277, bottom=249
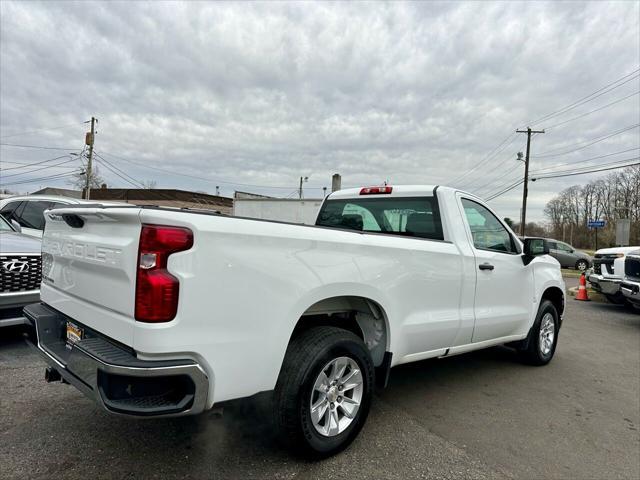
left=518, top=300, right=559, bottom=366
left=273, top=327, right=374, bottom=458
left=575, top=259, right=589, bottom=271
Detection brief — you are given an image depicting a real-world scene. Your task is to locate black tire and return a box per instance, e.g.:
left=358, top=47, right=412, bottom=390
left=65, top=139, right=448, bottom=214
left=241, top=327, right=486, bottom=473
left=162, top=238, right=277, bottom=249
left=605, top=293, right=627, bottom=305
left=575, top=259, right=589, bottom=271
left=273, top=327, right=374, bottom=458
left=518, top=300, right=559, bottom=366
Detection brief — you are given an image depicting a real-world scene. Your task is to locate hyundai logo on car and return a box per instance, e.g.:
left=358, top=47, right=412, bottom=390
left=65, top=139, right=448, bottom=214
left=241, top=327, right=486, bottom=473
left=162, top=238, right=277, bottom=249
left=2, top=260, right=30, bottom=273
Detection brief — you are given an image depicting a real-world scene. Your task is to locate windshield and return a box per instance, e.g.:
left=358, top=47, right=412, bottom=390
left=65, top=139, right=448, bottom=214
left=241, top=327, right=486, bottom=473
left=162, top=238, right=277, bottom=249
left=0, top=214, right=15, bottom=232
left=316, top=196, right=444, bottom=241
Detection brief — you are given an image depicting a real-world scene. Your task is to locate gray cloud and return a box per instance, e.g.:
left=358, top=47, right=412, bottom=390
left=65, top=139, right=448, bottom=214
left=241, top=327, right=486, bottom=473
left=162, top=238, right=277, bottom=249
left=1, top=1, right=638, bottom=220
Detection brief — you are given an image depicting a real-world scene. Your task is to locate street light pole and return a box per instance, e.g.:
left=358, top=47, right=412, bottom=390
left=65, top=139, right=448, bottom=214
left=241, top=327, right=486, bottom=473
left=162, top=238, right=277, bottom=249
left=515, top=127, right=544, bottom=236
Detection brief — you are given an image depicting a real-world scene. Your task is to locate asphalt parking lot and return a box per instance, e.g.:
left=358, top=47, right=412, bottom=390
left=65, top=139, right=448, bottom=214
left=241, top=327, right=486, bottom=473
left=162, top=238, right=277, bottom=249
left=1, top=278, right=638, bottom=480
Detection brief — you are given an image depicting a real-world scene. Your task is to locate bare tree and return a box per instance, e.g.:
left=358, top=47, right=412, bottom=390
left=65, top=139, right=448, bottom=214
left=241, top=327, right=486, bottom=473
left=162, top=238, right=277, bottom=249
left=543, top=165, right=640, bottom=248
left=68, top=165, right=106, bottom=191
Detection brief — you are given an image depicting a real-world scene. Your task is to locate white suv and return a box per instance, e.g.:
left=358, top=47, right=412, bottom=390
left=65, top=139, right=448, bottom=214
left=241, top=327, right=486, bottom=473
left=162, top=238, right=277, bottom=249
left=0, top=195, right=90, bottom=238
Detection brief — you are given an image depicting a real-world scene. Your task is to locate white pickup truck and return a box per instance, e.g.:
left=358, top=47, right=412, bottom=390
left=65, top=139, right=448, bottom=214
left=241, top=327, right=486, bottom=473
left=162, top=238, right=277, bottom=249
left=25, top=185, right=565, bottom=457
left=588, top=246, right=640, bottom=305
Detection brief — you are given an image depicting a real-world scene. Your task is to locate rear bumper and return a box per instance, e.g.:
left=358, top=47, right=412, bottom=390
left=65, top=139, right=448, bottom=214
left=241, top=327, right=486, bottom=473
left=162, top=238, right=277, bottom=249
left=23, top=303, right=209, bottom=417
left=588, top=273, right=621, bottom=296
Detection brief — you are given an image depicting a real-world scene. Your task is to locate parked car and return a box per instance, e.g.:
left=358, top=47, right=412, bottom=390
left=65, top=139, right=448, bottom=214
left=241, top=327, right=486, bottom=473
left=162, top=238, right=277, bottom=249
left=588, top=246, right=640, bottom=304
left=547, top=239, right=593, bottom=271
left=24, top=185, right=565, bottom=457
left=0, top=214, right=42, bottom=327
left=0, top=195, right=93, bottom=238
left=521, top=237, right=592, bottom=271
left=620, top=250, right=640, bottom=309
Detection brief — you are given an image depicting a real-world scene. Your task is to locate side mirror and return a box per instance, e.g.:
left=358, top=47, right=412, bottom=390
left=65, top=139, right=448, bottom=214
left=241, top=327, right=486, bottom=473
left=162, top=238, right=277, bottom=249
left=10, top=219, right=22, bottom=233
left=522, top=238, right=549, bottom=265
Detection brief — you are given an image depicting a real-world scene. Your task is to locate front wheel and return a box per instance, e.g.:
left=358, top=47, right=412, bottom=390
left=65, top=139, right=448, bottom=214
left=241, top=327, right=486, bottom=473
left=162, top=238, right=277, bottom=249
left=273, top=327, right=374, bottom=458
left=605, top=293, right=627, bottom=305
left=518, top=300, right=559, bottom=366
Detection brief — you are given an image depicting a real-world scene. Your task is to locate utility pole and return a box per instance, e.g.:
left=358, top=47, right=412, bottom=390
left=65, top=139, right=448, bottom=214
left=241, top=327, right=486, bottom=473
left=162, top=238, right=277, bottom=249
left=515, top=127, right=544, bottom=236
left=84, top=116, right=97, bottom=200
left=298, top=176, right=308, bottom=199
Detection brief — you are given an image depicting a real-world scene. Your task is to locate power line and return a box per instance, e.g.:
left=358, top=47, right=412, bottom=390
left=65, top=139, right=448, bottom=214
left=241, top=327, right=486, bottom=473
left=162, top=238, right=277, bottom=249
left=544, top=90, right=640, bottom=130
left=485, top=179, right=525, bottom=201
left=473, top=161, right=523, bottom=196
left=457, top=68, right=640, bottom=192
left=0, top=171, right=78, bottom=187
left=530, top=147, right=640, bottom=174
left=0, top=154, right=73, bottom=171
left=482, top=172, right=523, bottom=199
left=94, top=153, right=145, bottom=188
left=0, top=122, right=87, bottom=139
left=450, top=132, right=519, bottom=187
left=533, top=123, right=640, bottom=158
left=94, top=157, right=144, bottom=188
left=527, top=68, right=640, bottom=126
left=531, top=157, right=640, bottom=180
left=0, top=142, right=79, bottom=151
left=0, top=156, right=79, bottom=179
left=486, top=156, right=640, bottom=202
left=97, top=150, right=327, bottom=191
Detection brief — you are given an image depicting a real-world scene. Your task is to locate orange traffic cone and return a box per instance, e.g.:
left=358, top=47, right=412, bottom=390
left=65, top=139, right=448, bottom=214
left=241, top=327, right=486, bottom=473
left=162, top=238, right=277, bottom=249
left=575, top=272, right=590, bottom=301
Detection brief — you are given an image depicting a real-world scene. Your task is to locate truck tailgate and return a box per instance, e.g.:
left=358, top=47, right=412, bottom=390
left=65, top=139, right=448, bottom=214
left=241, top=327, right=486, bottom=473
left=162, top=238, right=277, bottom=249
left=40, top=206, right=142, bottom=346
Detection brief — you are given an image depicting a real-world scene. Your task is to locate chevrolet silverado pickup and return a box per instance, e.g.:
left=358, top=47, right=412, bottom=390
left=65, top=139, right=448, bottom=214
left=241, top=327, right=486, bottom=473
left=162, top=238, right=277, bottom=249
left=25, top=185, right=565, bottom=457
left=589, top=246, right=640, bottom=305
left=621, top=250, right=640, bottom=308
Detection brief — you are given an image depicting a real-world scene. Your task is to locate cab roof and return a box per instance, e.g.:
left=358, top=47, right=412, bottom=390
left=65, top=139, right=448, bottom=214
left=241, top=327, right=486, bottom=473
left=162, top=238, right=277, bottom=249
left=328, top=185, right=450, bottom=199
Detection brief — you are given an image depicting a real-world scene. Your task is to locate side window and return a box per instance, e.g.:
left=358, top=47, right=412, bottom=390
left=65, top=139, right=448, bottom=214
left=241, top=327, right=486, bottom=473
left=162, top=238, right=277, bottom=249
left=548, top=241, right=558, bottom=250
left=559, top=243, right=573, bottom=252
left=14, top=200, right=51, bottom=230
left=461, top=199, right=516, bottom=253
left=0, top=201, right=22, bottom=221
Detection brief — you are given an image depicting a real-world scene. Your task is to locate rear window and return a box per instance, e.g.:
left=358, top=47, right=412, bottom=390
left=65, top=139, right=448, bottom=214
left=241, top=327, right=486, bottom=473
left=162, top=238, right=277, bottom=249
left=316, top=196, right=444, bottom=241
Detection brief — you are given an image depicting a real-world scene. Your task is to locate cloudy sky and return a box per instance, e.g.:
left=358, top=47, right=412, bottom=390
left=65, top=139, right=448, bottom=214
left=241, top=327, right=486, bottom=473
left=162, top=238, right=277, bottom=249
left=1, top=1, right=639, bottom=221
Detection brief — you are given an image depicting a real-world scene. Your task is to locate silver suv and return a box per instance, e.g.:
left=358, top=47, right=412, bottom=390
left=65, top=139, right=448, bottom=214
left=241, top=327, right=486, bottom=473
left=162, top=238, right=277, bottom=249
left=547, top=239, right=593, bottom=271
left=0, top=215, right=42, bottom=327
left=522, top=237, right=592, bottom=271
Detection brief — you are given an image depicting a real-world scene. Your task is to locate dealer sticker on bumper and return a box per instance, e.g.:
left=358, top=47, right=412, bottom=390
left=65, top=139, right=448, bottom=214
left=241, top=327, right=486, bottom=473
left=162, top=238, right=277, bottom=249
left=66, top=321, right=83, bottom=349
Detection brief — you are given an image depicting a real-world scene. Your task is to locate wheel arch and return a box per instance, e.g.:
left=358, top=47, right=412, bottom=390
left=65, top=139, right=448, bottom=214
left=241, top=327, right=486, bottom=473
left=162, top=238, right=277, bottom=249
left=541, top=286, right=565, bottom=323
left=290, top=295, right=391, bottom=368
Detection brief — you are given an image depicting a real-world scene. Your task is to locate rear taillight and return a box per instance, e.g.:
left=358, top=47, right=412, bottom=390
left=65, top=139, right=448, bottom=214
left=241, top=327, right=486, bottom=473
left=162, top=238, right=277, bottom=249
left=360, top=186, right=393, bottom=195
left=135, top=224, right=193, bottom=322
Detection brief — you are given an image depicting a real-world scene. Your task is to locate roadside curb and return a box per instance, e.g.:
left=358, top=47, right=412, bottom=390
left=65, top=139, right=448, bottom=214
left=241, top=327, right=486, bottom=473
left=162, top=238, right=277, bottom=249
left=561, top=270, right=583, bottom=279
left=567, top=286, right=607, bottom=303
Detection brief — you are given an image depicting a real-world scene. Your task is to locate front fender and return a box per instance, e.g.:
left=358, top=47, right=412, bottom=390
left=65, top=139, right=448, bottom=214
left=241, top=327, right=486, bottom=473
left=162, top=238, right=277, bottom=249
left=532, top=255, right=566, bottom=317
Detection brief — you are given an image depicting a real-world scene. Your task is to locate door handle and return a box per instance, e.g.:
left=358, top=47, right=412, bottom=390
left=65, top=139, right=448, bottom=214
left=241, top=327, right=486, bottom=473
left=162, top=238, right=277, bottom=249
left=479, top=263, right=495, bottom=271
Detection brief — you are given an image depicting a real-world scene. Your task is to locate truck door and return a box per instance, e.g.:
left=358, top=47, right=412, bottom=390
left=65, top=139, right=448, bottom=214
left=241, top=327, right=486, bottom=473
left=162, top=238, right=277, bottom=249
left=458, top=197, right=535, bottom=343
